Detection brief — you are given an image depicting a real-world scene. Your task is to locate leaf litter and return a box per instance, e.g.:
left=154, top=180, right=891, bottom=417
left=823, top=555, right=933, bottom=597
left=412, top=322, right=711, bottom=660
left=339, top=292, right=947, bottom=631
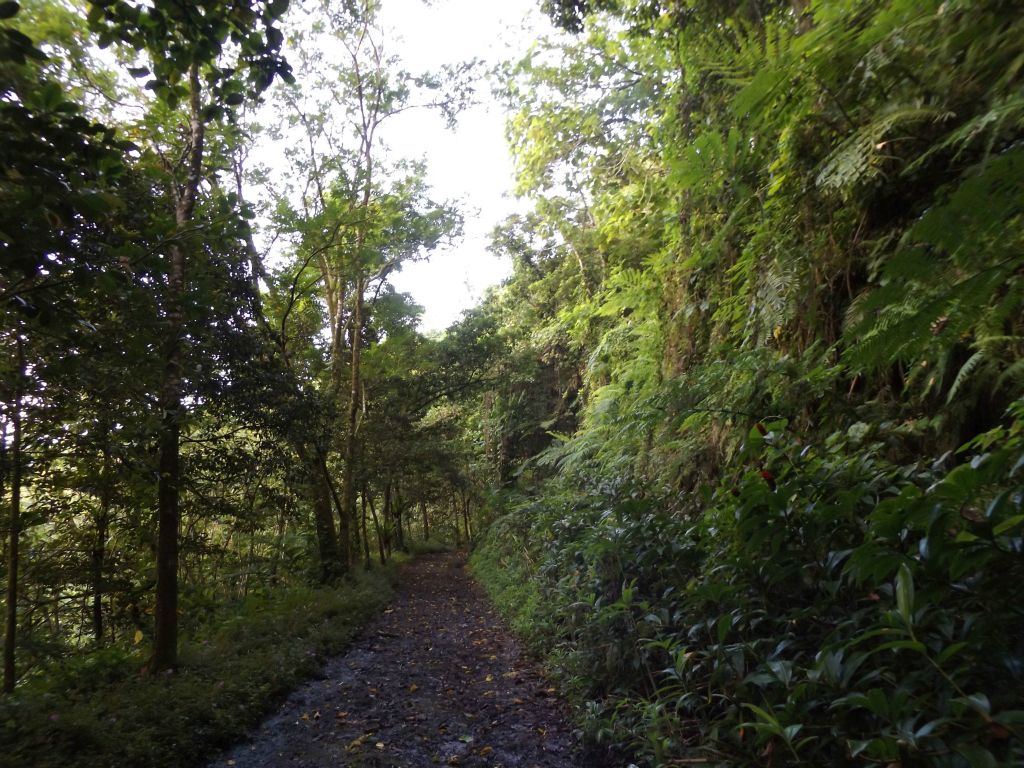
left=213, top=552, right=580, bottom=767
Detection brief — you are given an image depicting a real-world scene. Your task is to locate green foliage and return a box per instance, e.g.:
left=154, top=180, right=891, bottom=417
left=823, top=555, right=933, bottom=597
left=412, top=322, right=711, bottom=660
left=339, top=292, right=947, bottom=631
left=476, top=403, right=1024, bottom=766
left=473, top=1, right=1024, bottom=765
left=0, top=563, right=399, bottom=768
left=84, top=0, right=293, bottom=106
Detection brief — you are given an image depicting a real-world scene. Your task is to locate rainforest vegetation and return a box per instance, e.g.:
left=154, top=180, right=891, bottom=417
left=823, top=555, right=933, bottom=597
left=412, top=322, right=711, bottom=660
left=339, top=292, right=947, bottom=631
left=1, top=0, right=1023, bottom=766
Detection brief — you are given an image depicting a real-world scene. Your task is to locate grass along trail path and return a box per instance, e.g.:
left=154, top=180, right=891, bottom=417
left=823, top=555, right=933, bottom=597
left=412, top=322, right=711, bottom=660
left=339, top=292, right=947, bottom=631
left=213, top=551, right=580, bottom=768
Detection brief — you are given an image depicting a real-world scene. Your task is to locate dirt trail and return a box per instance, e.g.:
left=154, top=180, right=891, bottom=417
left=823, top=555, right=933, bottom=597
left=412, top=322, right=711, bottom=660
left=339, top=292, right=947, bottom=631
left=214, top=551, right=580, bottom=768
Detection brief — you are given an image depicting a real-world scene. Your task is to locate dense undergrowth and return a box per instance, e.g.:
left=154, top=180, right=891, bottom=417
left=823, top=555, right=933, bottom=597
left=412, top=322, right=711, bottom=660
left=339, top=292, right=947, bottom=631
left=473, top=403, right=1024, bottom=766
left=0, top=560, right=401, bottom=768
left=471, top=0, right=1024, bottom=764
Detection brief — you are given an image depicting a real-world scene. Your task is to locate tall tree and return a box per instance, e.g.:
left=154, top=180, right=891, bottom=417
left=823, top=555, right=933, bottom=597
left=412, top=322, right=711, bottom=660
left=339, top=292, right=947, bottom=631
left=255, top=0, right=461, bottom=574
left=85, top=0, right=292, bottom=670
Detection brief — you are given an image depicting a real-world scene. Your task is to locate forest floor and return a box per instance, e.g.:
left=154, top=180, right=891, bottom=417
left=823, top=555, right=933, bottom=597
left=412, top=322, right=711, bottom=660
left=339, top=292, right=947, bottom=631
left=212, top=551, right=581, bottom=768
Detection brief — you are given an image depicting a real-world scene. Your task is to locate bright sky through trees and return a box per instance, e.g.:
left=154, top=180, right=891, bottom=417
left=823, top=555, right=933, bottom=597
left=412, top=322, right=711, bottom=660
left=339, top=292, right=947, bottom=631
left=377, top=0, right=548, bottom=332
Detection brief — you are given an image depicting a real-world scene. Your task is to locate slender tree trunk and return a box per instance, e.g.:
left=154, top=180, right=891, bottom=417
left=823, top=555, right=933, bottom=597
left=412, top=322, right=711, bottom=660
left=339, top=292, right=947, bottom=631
left=339, top=276, right=364, bottom=572
left=366, top=489, right=385, bottom=566
left=4, top=335, right=24, bottom=693
left=292, top=442, right=341, bottom=582
left=271, top=507, right=287, bottom=583
left=322, top=464, right=351, bottom=573
left=231, top=152, right=269, bottom=319
left=462, top=493, right=471, bottom=543
left=153, top=65, right=205, bottom=672
left=348, top=469, right=361, bottom=567
left=360, top=489, right=371, bottom=568
left=382, top=482, right=393, bottom=556
left=452, top=492, right=461, bottom=548
left=92, top=441, right=112, bottom=645
left=340, top=53, right=377, bottom=574
left=393, top=485, right=407, bottom=553
left=420, top=500, right=429, bottom=541
left=313, top=455, right=342, bottom=581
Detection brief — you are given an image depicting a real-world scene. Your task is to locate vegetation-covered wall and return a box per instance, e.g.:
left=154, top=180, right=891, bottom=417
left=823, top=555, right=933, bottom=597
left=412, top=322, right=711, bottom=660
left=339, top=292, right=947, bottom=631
left=471, top=0, right=1024, bottom=765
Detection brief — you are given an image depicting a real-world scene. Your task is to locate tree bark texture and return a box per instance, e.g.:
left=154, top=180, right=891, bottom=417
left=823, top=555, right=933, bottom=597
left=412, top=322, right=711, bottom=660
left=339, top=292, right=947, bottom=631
left=92, top=442, right=112, bottom=645
left=3, top=335, right=24, bottom=693
left=152, top=64, right=205, bottom=672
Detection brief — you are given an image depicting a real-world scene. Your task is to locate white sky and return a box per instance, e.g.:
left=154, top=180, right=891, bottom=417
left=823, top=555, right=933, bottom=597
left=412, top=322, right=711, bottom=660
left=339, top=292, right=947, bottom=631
left=375, top=0, right=548, bottom=332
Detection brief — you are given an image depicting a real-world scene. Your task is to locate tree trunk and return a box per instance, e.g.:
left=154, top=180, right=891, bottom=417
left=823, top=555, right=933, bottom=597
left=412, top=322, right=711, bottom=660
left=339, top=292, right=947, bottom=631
left=382, top=482, right=393, bottom=556
left=452, top=492, right=461, bottom=548
left=421, top=500, right=429, bottom=541
left=3, top=335, right=24, bottom=693
left=312, top=455, right=342, bottom=582
left=92, top=441, right=112, bottom=645
left=291, top=442, right=341, bottom=582
left=366, top=488, right=386, bottom=566
left=339, top=275, right=364, bottom=571
left=322, top=464, right=350, bottom=574
left=152, top=64, right=205, bottom=672
left=393, top=484, right=406, bottom=553
left=360, top=488, right=371, bottom=569
left=271, top=507, right=287, bottom=583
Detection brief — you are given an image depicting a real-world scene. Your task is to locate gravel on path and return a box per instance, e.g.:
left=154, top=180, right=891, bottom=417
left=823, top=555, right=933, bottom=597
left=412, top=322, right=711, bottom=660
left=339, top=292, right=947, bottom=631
left=213, top=551, right=580, bottom=768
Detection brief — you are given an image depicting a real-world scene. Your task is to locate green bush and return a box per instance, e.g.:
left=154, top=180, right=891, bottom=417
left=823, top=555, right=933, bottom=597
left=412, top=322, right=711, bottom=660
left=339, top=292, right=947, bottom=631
left=0, top=564, right=399, bottom=768
left=407, top=539, right=455, bottom=555
left=473, top=403, right=1024, bottom=766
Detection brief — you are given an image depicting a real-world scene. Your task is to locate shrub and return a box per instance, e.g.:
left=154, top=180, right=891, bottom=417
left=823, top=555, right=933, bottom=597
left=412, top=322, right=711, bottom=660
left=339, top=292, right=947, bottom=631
left=0, top=564, right=399, bottom=768
left=473, top=403, right=1024, bottom=766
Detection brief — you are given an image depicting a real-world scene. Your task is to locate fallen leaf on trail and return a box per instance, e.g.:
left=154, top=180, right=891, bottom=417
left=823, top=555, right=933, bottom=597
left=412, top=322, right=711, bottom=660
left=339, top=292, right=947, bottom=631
left=484, top=674, right=493, bottom=682
left=375, top=742, right=385, bottom=750
left=408, top=683, right=418, bottom=693
left=478, top=746, right=493, bottom=757
left=346, top=735, right=366, bottom=751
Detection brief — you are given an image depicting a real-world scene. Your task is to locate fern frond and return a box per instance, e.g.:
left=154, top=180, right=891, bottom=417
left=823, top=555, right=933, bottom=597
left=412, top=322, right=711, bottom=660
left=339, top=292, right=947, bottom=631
left=946, top=350, right=988, bottom=404
left=816, top=107, right=950, bottom=191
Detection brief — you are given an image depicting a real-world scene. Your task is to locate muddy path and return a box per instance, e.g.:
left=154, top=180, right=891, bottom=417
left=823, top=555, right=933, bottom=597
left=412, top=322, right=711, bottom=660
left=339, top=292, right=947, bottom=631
left=214, top=551, right=581, bottom=768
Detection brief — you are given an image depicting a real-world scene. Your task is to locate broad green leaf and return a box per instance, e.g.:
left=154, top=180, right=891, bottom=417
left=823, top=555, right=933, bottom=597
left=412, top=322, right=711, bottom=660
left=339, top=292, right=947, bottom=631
left=896, top=563, right=914, bottom=627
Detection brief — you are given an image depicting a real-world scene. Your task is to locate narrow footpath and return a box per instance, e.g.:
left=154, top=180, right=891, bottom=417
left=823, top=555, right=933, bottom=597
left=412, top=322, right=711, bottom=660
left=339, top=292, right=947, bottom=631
left=215, top=551, right=580, bottom=768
